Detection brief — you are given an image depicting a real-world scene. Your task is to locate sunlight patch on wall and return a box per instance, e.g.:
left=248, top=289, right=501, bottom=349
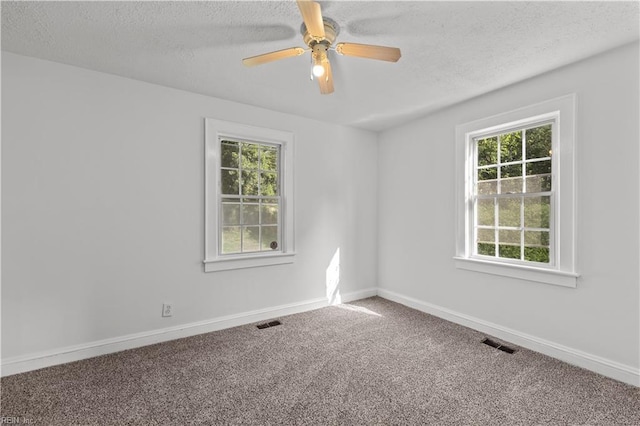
left=326, top=248, right=341, bottom=305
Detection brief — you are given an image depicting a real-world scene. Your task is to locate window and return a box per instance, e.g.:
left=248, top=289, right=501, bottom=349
left=220, top=140, right=281, bottom=254
left=204, top=119, right=294, bottom=272
left=474, top=123, right=553, bottom=264
left=455, top=95, right=578, bottom=287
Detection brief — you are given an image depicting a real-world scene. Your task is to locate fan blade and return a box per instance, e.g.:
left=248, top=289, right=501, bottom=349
left=335, top=42, right=401, bottom=62
left=242, top=47, right=306, bottom=67
left=317, top=59, right=334, bottom=95
left=297, top=0, right=325, bottom=39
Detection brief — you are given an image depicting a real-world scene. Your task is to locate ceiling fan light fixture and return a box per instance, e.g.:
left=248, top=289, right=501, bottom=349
left=312, top=63, right=325, bottom=77
left=311, top=44, right=328, bottom=78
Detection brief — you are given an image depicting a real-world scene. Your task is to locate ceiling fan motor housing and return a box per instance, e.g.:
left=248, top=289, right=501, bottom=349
left=301, top=17, right=339, bottom=47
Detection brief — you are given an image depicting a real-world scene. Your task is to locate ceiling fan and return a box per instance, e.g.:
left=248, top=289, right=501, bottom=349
left=242, top=0, right=401, bottom=94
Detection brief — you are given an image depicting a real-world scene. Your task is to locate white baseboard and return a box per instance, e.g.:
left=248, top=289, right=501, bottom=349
left=6, top=286, right=636, bottom=388
left=1, top=288, right=378, bottom=377
left=335, top=287, right=378, bottom=303
left=377, top=288, right=640, bottom=387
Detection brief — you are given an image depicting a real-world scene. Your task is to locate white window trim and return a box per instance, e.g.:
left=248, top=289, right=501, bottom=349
left=455, top=94, right=578, bottom=288
left=204, top=119, right=295, bottom=272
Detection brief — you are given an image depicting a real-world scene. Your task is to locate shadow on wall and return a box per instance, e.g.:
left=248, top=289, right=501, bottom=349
left=326, top=248, right=341, bottom=305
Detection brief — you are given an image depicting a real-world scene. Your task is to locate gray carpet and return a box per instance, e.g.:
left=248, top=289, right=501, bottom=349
left=1, top=297, right=639, bottom=425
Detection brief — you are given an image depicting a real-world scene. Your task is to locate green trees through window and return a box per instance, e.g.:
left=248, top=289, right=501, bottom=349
left=220, top=140, right=280, bottom=254
left=474, top=124, right=552, bottom=263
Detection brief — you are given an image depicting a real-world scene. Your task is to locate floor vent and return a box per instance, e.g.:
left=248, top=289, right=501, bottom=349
left=482, top=338, right=516, bottom=354
left=257, top=320, right=282, bottom=329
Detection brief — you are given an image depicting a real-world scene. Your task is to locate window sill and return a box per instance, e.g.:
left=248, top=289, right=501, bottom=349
left=204, top=252, right=295, bottom=272
left=453, top=257, right=578, bottom=288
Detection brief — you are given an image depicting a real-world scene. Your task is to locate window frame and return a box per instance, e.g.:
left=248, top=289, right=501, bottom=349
left=455, top=95, right=578, bottom=287
left=204, top=119, right=295, bottom=272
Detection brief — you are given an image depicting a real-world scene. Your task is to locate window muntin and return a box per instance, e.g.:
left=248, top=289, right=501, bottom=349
left=219, top=140, right=282, bottom=255
left=472, top=123, right=554, bottom=265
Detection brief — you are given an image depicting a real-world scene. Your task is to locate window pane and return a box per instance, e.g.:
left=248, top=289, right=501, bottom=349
left=500, top=177, right=523, bottom=194
left=242, top=226, right=260, bottom=252
left=524, top=196, right=550, bottom=228
left=477, top=199, right=495, bottom=226
left=525, top=175, right=551, bottom=193
left=501, top=164, right=522, bottom=178
left=526, top=125, right=552, bottom=160
left=526, top=160, right=551, bottom=175
left=261, top=226, right=278, bottom=250
left=500, top=131, right=522, bottom=163
left=478, top=167, right=497, bottom=181
left=477, top=242, right=495, bottom=256
left=221, top=141, right=239, bottom=168
left=477, top=180, right=497, bottom=195
left=241, top=171, right=259, bottom=196
left=242, top=203, right=259, bottom=225
left=498, top=244, right=520, bottom=259
left=222, top=226, right=241, bottom=254
left=241, top=143, right=259, bottom=170
left=260, top=146, right=278, bottom=171
left=261, top=202, right=278, bottom=225
left=222, top=203, right=240, bottom=225
left=499, top=229, right=521, bottom=244
left=498, top=228, right=521, bottom=259
left=477, top=228, right=495, bottom=243
left=260, top=172, right=278, bottom=196
left=524, top=230, right=549, bottom=247
left=524, top=247, right=550, bottom=263
left=221, top=170, right=239, bottom=195
left=498, top=198, right=521, bottom=227
left=477, top=136, right=498, bottom=166
left=525, top=230, right=550, bottom=264
left=526, top=161, right=552, bottom=193
left=501, top=164, right=524, bottom=195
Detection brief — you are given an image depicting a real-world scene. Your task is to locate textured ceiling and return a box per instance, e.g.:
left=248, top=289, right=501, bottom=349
left=2, top=1, right=639, bottom=131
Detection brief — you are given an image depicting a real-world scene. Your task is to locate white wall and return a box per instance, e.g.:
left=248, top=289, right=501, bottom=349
left=378, top=42, right=639, bottom=379
left=1, top=52, right=378, bottom=362
left=3, top=43, right=638, bottom=384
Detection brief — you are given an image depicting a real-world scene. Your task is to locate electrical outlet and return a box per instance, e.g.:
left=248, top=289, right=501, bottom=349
left=162, top=303, right=173, bottom=317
